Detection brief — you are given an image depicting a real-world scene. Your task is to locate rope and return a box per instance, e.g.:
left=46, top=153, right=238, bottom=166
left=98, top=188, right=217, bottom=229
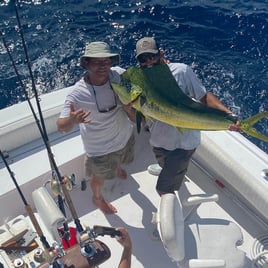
left=251, top=234, right=268, bottom=267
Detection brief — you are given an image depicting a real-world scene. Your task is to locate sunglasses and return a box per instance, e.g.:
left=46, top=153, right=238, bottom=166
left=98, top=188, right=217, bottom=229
left=91, top=82, right=117, bottom=113
left=137, top=53, right=159, bottom=64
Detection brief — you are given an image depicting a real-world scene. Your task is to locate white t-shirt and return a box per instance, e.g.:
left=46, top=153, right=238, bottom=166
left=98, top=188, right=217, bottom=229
left=147, top=63, right=206, bottom=150
left=59, top=67, right=133, bottom=157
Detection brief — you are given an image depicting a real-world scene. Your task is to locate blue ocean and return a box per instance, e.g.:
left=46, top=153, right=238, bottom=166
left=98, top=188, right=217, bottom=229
left=0, top=0, right=267, bottom=153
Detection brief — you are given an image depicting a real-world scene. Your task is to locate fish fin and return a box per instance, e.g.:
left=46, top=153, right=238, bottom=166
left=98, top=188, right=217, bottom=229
left=176, top=127, right=186, bottom=133
left=136, top=111, right=144, bottom=134
left=140, top=95, right=146, bottom=106
left=241, top=111, right=268, bottom=142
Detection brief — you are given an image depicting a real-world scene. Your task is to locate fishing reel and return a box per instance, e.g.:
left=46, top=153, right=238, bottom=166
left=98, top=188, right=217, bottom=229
left=43, top=226, right=120, bottom=268
left=50, top=174, right=75, bottom=196
left=74, top=225, right=121, bottom=267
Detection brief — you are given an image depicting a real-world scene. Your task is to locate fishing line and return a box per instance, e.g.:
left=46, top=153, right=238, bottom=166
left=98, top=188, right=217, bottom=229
left=13, top=0, right=48, bottom=143
left=14, top=0, right=83, bottom=233
left=2, top=0, right=83, bottom=234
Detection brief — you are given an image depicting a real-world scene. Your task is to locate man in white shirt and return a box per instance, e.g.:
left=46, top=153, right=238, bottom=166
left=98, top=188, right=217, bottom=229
left=57, top=42, right=134, bottom=214
left=135, top=37, right=239, bottom=196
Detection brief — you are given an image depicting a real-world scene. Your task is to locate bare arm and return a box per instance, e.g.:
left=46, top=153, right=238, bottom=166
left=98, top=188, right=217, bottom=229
left=57, top=103, right=91, bottom=133
left=200, top=92, right=232, bottom=113
left=200, top=92, right=241, bottom=131
left=116, top=228, right=132, bottom=268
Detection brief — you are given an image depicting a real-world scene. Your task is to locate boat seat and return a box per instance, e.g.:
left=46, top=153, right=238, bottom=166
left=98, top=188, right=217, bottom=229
left=154, top=193, right=246, bottom=268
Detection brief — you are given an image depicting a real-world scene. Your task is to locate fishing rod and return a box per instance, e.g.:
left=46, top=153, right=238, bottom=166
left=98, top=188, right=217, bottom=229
left=1, top=35, right=72, bottom=251
left=10, top=0, right=84, bottom=234
left=0, top=149, right=52, bottom=259
left=1, top=2, right=123, bottom=266
left=0, top=31, right=74, bottom=245
left=0, top=151, right=116, bottom=266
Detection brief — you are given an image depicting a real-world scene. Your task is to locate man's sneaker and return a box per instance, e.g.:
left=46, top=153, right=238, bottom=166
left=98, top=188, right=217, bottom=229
left=147, top=164, right=162, bottom=176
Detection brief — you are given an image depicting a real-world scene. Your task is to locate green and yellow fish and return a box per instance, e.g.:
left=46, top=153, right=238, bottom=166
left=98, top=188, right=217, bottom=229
left=112, top=64, right=268, bottom=142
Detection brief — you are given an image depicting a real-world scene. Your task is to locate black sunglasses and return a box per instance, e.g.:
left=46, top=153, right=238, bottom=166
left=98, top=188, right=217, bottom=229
left=91, top=82, right=117, bottom=113
left=137, top=53, right=159, bottom=63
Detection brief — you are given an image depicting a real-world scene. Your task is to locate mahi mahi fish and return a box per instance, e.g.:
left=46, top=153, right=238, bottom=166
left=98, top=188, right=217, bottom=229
left=112, top=63, right=268, bottom=142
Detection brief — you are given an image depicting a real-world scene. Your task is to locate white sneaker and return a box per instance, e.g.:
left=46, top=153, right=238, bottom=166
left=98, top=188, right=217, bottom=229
left=147, top=164, right=162, bottom=176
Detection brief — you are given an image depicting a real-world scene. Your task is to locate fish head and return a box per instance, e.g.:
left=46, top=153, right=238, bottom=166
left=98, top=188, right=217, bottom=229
left=112, top=67, right=143, bottom=104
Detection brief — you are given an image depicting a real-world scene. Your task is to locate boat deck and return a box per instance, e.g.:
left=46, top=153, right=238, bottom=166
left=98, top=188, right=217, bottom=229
left=66, top=130, right=268, bottom=267
left=1, top=127, right=268, bottom=267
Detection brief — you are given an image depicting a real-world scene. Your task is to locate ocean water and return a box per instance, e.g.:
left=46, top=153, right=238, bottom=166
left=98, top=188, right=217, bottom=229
left=0, top=0, right=267, bottom=153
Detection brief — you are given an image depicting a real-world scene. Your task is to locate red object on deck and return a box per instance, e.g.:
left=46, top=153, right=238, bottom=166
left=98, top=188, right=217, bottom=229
left=59, top=226, right=78, bottom=249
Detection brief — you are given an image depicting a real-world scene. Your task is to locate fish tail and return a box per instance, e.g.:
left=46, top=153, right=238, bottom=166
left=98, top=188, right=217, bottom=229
left=241, top=111, right=268, bottom=142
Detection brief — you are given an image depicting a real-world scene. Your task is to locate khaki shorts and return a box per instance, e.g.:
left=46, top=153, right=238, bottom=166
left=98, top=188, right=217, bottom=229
left=85, top=133, right=135, bottom=180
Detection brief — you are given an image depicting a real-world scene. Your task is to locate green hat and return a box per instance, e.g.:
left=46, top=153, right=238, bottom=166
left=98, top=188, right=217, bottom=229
left=80, top=41, right=120, bottom=68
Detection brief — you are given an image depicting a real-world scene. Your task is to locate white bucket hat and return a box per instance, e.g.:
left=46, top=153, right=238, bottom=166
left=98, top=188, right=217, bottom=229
left=80, top=41, right=120, bottom=68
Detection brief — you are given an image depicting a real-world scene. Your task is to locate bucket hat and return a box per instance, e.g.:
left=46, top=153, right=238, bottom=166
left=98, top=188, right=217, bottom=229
left=80, top=41, right=120, bottom=68
left=136, top=37, right=159, bottom=57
